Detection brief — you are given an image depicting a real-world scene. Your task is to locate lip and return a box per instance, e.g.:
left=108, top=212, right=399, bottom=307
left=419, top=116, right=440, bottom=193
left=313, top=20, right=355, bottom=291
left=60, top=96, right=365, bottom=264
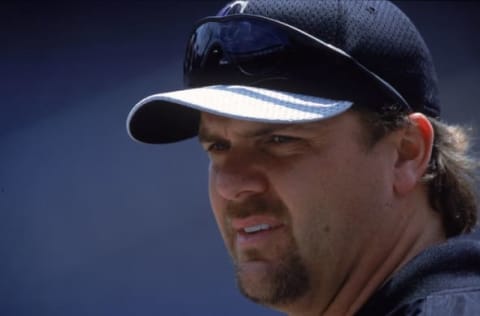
left=231, top=215, right=285, bottom=248
left=232, top=215, right=284, bottom=231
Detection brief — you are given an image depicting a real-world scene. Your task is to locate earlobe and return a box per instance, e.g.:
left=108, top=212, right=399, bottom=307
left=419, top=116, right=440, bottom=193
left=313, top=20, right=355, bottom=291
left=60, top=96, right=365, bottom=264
left=393, top=113, right=434, bottom=196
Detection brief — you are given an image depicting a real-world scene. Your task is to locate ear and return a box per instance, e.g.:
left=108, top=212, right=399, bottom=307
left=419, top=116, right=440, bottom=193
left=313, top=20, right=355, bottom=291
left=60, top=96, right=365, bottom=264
left=393, top=113, right=434, bottom=196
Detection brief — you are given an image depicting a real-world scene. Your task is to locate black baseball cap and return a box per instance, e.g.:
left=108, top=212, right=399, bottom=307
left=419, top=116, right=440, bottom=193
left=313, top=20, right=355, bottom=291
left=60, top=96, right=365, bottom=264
left=127, top=0, right=440, bottom=144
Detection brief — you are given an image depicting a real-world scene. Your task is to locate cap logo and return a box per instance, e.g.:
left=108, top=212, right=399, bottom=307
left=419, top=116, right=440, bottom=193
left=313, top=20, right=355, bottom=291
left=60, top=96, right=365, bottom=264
left=217, top=0, right=249, bottom=16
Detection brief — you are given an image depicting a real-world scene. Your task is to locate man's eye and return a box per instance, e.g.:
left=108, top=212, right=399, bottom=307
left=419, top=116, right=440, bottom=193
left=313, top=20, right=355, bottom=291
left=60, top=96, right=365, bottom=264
left=207, top=141, right=230, bottom=152
left=268, top=135, right=297, bottom=144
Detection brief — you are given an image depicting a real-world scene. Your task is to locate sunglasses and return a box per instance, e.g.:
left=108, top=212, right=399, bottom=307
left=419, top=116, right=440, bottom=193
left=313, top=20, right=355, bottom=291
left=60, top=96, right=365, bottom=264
left=183, top=14, right=411, bottom=112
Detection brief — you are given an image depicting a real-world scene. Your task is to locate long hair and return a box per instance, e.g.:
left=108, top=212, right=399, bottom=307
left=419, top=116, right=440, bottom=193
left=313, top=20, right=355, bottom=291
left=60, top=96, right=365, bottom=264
left=353, top=103, right=478, bottom=237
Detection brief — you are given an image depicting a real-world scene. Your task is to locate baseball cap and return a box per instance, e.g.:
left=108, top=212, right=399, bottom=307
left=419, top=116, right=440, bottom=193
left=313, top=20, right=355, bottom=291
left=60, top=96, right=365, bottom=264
left=127, top=0, right=440, bottom=144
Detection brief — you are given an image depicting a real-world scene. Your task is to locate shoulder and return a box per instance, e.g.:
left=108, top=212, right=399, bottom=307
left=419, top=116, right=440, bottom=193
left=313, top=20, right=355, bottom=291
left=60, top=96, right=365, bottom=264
left=389, top=287, right=480, bottom=315
left=356, top=236, right=480, bottom=316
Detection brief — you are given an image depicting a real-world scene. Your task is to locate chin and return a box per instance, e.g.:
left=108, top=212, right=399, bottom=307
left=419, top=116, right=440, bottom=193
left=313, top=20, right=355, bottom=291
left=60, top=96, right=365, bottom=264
left=235, top=255, right=310, bottom=307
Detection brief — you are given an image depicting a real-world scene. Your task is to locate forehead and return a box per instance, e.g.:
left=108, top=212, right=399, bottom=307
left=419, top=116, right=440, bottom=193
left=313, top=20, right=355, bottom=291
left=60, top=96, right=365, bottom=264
left=198, top=111, right=356, bottom=140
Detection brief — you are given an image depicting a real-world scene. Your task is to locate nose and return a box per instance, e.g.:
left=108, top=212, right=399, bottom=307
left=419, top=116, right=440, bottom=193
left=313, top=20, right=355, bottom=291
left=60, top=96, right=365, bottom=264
left=210, top=156, right=268, bottom=201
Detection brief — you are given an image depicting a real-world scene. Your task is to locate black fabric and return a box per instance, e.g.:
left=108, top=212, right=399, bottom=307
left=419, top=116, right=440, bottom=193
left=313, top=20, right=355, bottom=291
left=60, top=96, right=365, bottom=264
left=356, top=236, right=480, bottom=315
left=185, top=15, right=410, bottom=110
left=220, top=0, right=440, bottom=117
left=128, top=0, right=443, bottom=144
left=129, top=101, right=200, bottom=144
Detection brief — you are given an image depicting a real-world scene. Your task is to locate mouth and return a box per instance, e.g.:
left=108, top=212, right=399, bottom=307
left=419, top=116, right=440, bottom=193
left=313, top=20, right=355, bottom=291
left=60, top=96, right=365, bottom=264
left=243, top=223, right=274, bottom=233
left=232, top=215, right=286, bottom=248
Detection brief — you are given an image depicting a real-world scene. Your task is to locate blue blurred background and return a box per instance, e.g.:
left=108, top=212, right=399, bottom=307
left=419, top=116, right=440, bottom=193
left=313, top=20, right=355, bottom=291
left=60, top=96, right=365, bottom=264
left=1, top=1, right=479, bottom=315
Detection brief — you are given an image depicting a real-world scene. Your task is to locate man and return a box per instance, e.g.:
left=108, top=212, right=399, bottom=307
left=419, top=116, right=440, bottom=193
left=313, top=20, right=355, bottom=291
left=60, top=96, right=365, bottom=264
left=127, top=0, right=480, bottom=315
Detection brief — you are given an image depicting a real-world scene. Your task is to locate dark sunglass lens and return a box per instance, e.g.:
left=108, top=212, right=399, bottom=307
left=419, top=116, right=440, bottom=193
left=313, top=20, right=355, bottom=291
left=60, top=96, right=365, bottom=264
left=220, top=20, right=288, bottom=75
left=185, top=19, right=290, bottom=83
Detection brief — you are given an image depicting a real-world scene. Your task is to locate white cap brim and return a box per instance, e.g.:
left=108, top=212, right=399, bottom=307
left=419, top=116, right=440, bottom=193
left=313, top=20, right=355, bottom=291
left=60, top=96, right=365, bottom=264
left=127, top=85, right=353, bottom=144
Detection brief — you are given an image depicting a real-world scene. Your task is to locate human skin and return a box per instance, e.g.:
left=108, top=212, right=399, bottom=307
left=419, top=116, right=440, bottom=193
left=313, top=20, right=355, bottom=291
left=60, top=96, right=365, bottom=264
left=198, top=110, right=445, bottom=315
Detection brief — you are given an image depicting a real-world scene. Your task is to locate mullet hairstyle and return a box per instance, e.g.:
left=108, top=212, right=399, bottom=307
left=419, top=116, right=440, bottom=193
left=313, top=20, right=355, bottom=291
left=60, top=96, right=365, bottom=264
left=352, top=103, right=479, bottom=237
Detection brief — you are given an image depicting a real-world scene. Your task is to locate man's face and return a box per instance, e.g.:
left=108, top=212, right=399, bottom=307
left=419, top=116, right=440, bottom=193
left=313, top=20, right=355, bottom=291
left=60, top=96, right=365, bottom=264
left=199, top=110, right=401, bottom=309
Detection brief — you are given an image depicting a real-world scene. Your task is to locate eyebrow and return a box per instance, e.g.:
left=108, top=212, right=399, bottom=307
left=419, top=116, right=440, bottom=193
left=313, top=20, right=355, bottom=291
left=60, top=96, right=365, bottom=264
left=197, top=123, right=313, bottom=144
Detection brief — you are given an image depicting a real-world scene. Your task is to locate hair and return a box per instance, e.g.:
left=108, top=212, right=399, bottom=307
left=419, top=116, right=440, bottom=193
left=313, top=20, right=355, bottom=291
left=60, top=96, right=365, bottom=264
left=352, top=103, right=479, bottom=237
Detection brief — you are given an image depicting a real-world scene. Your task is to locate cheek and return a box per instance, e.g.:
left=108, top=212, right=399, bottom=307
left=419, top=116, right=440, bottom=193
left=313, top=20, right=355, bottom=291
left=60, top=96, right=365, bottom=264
left=275, top=154, right=391, bottom=256
left=271, top=163, right=333, bottom=246
left=208, top=167, right=224, bottom=230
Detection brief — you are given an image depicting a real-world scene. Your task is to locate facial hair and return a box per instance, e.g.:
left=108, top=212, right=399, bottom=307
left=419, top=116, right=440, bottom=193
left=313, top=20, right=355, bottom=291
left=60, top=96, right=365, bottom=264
left=225, top=196, right=311, bottom=306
